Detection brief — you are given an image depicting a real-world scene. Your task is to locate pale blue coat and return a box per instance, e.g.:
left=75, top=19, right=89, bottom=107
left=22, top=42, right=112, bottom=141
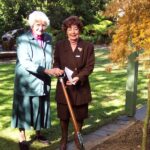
left=14, top=31, right=53, bottom=96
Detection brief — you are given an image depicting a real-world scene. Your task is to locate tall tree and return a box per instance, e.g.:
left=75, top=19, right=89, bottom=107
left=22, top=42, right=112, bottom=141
left=105, top=0, right=150, bottom=149
left=105, top=0, right=150, bottom=63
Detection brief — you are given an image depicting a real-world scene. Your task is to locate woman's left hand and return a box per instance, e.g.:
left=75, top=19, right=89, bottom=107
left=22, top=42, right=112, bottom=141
left=66, top=77, right=79, bottom=85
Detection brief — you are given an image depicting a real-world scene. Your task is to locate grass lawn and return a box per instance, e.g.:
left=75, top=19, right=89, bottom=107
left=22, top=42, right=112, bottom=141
left=0, top=48, right=148, bottom=150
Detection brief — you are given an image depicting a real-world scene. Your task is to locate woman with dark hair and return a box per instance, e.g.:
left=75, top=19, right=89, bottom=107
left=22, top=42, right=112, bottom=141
left=54, top=16, right=95, bottom=150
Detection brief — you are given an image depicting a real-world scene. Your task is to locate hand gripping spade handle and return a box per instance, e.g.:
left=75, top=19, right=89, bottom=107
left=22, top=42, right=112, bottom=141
left=59, top=76, right=85, bottom=150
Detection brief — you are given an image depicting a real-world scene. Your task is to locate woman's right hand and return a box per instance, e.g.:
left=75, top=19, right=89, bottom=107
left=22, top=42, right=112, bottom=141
left=66, top=76, right=79, bottom=85
left=44, top=68, right=64, bottom=76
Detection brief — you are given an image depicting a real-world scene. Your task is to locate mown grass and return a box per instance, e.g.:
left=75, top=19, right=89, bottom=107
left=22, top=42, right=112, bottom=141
left=0, top=48, right=148, bottom=150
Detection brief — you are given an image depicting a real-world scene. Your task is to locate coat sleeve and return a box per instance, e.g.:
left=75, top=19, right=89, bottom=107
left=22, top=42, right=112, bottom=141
left=16, top=35, right=46, bottom=75
left=73, top=43, right=95, bottom=84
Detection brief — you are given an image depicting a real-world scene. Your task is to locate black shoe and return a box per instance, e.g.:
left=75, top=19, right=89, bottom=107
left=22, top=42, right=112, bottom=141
left=35, top=135, right=49, bottom=145
left=19, top=141, right=29, bottom=150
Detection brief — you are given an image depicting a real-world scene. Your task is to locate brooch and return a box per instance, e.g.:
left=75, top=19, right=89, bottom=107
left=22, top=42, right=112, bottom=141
left=78, top=47, right=82, bottom=52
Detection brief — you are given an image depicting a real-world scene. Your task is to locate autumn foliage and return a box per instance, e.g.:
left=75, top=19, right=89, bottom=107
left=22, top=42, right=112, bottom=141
left=105, top=0, right=150, bottom=64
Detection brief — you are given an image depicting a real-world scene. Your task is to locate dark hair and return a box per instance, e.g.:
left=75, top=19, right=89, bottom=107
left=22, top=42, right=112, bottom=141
left=62, top=16, right=83, bottom=33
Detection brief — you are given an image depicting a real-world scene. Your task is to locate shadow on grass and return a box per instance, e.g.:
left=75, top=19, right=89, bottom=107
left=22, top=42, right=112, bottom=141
left=0, top=136, right=19, bottom=150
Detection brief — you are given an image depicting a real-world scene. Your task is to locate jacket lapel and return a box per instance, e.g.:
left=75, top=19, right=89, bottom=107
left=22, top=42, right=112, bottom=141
left=27, top=31, right=51, bottom=50
left=64, top=40, right=78, bottom=69
left=66, top=38, right=84, bottom=69
left=43, top=33, right=51, bottom=50
left=27, top=31, right=40, bottom=49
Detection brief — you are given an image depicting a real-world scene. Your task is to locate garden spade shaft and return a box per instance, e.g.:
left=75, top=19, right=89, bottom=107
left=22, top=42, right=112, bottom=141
left=59, top=76, right=85, bottom=150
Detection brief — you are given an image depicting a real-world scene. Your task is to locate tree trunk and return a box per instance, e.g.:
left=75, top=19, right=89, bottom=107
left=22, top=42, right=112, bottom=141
left=142, top=79, right=150, bottom=150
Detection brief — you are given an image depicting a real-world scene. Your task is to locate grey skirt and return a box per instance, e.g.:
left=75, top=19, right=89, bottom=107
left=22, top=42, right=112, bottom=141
left=11, top=93, right=50, bottom=130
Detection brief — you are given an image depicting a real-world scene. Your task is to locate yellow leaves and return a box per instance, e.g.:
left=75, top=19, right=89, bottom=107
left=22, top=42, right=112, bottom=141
left=131, top=20, right=150, bottom=50
left=105, top=0, right=150, bottom=64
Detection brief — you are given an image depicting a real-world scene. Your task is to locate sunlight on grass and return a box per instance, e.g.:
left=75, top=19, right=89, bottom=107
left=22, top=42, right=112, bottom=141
left=51, top=101, right=57, bottom=107
left=0, top=128, right=18, bottom=141
left=102, top=99, right=123, bottom=107
left=1, top=90, right=13, bottom=95
left=82, top=124, right=91, bottom=129
left=95, top=119, right=101, bottom=123
left=51, top=78, right=57, bottom=88
left=94, top=67, right=106, bottom=71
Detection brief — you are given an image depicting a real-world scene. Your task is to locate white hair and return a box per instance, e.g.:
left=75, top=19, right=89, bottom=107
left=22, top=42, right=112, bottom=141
left=28, top=11, right=50, bottom=28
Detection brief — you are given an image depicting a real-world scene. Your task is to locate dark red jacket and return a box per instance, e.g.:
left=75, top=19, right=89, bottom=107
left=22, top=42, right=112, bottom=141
left=53, top=38, right=95, bottom=105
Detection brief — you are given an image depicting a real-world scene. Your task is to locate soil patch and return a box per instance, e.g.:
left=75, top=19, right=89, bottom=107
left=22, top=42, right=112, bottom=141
left=91, top=121, right=150, bottom=150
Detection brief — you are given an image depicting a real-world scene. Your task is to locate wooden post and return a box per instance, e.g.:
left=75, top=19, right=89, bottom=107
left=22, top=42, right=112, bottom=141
left=125, top=51, right=139, bottom=117
left=142, top=79, right=150, bottom=150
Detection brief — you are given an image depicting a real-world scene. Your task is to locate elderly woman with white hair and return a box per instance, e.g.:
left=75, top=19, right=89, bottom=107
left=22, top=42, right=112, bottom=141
left=11, top=11, right=63, bottom=149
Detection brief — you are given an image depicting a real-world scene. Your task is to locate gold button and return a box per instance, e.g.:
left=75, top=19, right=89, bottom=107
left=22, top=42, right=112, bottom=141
left=75, top=68, right=77, bottom=71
